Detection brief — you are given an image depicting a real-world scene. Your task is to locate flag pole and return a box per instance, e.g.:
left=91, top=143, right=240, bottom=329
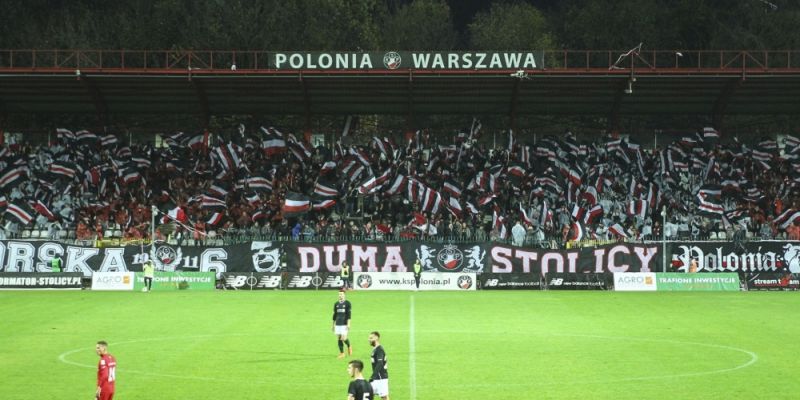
left=661, top=205, right=667, bottom=273
left=151, top=205, right=157, bottom=248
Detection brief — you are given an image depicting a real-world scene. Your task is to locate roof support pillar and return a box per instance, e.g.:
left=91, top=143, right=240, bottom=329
left=608, top=80, right=627, bottom=134
left=509, top=79, right=520, bottom=133
left=190, top=79, right=210, bottom=129
left=406, top=71, right=414, bottom=133
left=712, top=78, right=741, bottom=134
left=301, top=72, right=312, bottom=134
left=80, top=75, right=109, bottom=126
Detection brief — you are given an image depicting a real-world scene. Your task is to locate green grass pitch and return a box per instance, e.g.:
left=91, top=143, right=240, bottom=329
left=1, top=290, right=798, bottom=399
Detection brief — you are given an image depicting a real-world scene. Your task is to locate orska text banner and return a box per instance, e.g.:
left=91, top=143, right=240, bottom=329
left=270, top=51, right=544, bottom=71
left=667, top=241, right=800, bottom=273
left=284, top=241, right=486, bottom=273
left=488, top=243, right=660, bottom=274
left=0, top=240, right=271, bottom=277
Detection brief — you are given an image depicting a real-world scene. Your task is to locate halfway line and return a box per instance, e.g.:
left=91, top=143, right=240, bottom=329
left=409, top=295, right=417, bottom=400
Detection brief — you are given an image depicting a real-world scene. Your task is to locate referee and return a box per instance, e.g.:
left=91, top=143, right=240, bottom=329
left=340, top=261, right=351, bottom=291
left=143, top=260, right=155, bottom=292
left=413, top=258, right=422, bottom=290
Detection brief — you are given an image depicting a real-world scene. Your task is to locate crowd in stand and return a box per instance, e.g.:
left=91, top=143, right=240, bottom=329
left=1, top=124, right=800, bottom=246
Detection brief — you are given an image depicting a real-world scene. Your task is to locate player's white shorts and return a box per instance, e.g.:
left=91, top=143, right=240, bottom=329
left=334, top=325, right=349, bottom=336
left=371, top=379, right=389, bottom=397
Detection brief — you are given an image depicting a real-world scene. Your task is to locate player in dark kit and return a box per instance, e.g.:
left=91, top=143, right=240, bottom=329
left=369, top=331, right=390, bottom=399
left=95, top=341, right=117, bottom=400
left=333, top=290, right=352, bottom=358
left=347, top=359, right=374, bottom=400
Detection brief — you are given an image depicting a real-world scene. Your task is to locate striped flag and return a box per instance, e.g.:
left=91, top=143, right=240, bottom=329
left=201, top=195, right=227, bottom=210
left=261, top=127, right=286, bottom=156
left=208, top=183, right=229, bottom=198
left=314, top=180, right=339, bottom=198
left=519, top=203, right=533, bottom=226
left=246, top=176, right=273, bottom=192
left=206, top=212, right=224, bottom=226
left=312, top=199, right=336, bottom=210
left=703, top=127, right=720, bottom=141
left=33, top=200, right=56, bottom=221
left=320, top=161, right=337, bottom=175
left=76, top=130, right=99, bottom=144
left=443, top=179, right=463, bottom=198
left=187, top=134, right=206, bottom=151
left=5, top=202, right=35, bottom=225
left=161, top=206, right=188, bottom=224
left=0, top=166, right=28, bottom=188
left=569, top=221, right=584, bottom=241
left=101, top=134, right=118, bottom=147
left=282, top=192, right=311, bottom=216
left=608, top=223, right=629, bottom=239
left=215, top=143, right=242, bottom=171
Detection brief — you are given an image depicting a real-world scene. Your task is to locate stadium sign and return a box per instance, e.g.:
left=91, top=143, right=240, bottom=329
left=353, top=272, right=476, bottom=291
left=0, top=273, right=82, bottom=289
left=283, top=273, right=344, bottom=290
left=489, top=243, right=659, bottom=274
left=479, top=273, right=543, bottom=290
left=221, top=273, right=282, bottom=290
left=666, top=241, right=800, bottom=273
left=654, top=273, right=740, bottom=291
left=91, top=272, right=134, bottom=291
left=270, top=51, right=544, bottom=70
left=287, top=242, right=485, bottom=273
left=613, top=272, right=657, bottom=291
left=545, top=273, right=608, bottom=290
left=744, top=272, right=800, bottom=291
left=132, top=272, right=216, bottom=291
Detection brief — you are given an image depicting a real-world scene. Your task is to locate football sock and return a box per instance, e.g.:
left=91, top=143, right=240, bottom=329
left=338, top=339, right=344, bottom=353
left=344, top=339, right=351, bottom=348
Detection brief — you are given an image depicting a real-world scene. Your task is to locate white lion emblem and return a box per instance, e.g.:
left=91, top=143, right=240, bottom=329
left=462, top=245, right=486, bottom=273
left=149, top=245, right=183, bottom=272
left=415, top=245, right=437, bottom=271
left=251, top=241, right=281, bottom=272
left=783, top=244, right=800, bottom=273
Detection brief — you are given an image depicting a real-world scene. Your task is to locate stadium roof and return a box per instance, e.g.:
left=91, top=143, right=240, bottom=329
left=1, top=50, right=799, bottom=123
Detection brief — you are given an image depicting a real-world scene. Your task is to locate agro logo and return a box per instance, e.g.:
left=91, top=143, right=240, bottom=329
left=357, top=274, right=372, bottom=289
left=457, top=275, right=473, bottom=290
left=383, top=52, right=401, bottom=69
left=437, top=245, right=463, bottom=271
left=149, top=245, right=182, bottom=271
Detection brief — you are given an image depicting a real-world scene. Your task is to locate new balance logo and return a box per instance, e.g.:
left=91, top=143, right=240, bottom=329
left=288, top=276, right=313, bottom=288
left=549, top=278, right=563, bottom=286
left=224, top=275, right=281, bottom=289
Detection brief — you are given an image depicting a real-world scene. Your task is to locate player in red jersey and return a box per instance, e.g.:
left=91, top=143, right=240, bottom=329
left=95, top=341, right=116, bottom=400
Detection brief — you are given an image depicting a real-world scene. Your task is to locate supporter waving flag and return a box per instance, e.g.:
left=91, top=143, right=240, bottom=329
left=282, top=192, right=311, bottom=216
